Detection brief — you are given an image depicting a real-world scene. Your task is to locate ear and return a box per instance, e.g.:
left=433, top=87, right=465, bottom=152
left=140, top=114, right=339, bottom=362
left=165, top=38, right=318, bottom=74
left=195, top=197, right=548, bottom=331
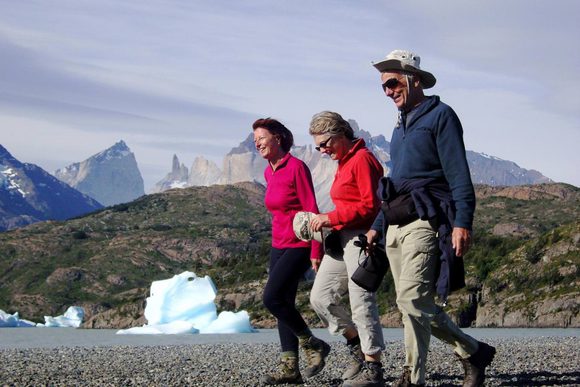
left=413, top=76, right=422, bottom=87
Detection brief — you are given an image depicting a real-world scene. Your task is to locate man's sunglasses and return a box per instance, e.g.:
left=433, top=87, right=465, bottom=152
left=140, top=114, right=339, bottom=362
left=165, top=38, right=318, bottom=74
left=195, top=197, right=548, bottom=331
left=315, top=136, right=334, bottom=152
left=382, top=78, right=401, bottom=91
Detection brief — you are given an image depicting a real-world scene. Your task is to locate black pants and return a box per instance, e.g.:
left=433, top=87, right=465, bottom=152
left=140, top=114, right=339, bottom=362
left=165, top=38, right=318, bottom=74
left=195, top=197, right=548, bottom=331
left=263, top=247, right=311, bottom=353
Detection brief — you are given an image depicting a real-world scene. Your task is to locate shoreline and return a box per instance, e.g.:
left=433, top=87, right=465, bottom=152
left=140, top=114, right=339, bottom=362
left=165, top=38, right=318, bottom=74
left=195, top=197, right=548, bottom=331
left=1, top=327, right=578, bottom=350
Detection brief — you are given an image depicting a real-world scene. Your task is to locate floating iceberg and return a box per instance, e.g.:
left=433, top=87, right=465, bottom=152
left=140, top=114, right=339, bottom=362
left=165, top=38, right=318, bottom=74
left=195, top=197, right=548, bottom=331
left=37, top=306, right=85, bottom=328
left=0, top=310, right=37, bottom=327
left=117, top=271, right=255, bottom=335
left=0, top=306, right=84, bottom=328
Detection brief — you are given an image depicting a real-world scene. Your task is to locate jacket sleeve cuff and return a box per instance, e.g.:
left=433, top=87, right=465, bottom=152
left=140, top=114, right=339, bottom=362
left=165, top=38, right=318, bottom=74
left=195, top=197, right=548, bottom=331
left=327, top=211, right=339, bottom=227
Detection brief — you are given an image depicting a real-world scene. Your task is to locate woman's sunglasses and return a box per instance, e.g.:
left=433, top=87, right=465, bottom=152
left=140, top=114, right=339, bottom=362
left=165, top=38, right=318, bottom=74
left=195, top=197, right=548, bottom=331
left=315, top=136, right=335, bottom=152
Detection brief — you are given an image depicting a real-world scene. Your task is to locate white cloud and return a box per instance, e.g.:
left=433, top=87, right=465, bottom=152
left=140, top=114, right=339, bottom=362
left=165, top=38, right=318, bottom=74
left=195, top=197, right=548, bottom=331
left=0, top=0, right=578, bottom=189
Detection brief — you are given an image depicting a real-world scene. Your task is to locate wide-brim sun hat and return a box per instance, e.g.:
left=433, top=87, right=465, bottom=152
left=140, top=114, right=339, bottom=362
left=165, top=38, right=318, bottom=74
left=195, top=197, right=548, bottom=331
left=293, top=211, right=323, bottom=243
left=372, top=49, right=436, bottom=89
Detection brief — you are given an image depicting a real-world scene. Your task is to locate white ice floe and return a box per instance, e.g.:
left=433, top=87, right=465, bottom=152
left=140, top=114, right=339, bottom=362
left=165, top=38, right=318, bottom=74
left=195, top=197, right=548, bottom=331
left=0, top=306, right=84, bottom=328
left=117, top=271, right=255, bottom=335
left=0, top=310, right=37, bottom=327
left=37, top=306, right=85, bottom=328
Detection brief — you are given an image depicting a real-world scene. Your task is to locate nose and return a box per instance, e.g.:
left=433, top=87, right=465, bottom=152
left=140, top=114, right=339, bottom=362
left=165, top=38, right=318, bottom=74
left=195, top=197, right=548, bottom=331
left=385, top=87, right=394, bottom=97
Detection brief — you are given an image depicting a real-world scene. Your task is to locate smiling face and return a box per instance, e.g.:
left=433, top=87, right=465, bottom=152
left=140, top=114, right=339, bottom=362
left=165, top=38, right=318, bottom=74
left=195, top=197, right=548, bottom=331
left=253, top=127, right=283, bottom=162
left=380, top=71, right=424, bottom=112
left=313, top=133, right=349, bottom=161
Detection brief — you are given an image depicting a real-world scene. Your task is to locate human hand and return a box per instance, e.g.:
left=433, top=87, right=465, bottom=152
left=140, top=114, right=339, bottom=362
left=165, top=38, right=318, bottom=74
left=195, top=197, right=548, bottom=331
left=365, top=229, right=379, bottom=245
left=452, top=227, right=471, bottom=256
left=310, top=214, right=330, bottom=232
left=310, top=258, right=321, bottom=272
left=363, top=229, right=380, bottom=254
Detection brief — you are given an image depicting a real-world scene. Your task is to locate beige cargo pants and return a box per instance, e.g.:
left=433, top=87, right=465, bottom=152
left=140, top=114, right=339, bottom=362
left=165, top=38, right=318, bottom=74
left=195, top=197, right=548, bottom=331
left=310, top=228, right=385, bottom=355
left=386, top=219, right=479, bottom=384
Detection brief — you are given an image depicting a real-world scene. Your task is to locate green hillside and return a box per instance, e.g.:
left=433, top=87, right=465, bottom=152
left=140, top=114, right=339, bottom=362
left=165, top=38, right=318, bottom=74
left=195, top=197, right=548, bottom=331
left=0, top=182, right=578, bottom=328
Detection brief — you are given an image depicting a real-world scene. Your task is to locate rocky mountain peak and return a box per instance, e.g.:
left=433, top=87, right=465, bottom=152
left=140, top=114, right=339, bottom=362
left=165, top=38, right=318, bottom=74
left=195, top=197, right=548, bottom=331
left=54, top=141, right=144, bottom=206
left=92, top=140, right=131, bottom=163
left=228, top=133, right=257, bottom=156
left=149, top=155, right=190, bottom=193
left=171, top=154, right=188, bottom=176
left=188, top=157, right=221, bottom=187
left=155, top=125, right=554, bottom=210
left=0, top=144, right=103, bottom=231
left=172, top=154, right=180, bottom=172
left=0, top=144, right=17, bottom=162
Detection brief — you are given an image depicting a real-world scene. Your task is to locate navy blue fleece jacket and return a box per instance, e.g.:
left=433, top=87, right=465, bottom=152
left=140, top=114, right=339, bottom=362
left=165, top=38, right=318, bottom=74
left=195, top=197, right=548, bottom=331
left=390, top=95, right=475, bottom=229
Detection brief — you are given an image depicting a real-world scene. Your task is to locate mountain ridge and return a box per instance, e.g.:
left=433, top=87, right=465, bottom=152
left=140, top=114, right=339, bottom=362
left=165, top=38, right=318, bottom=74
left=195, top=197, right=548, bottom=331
left=152, top=125, right=554, bottom=204
left=0, top=181, right=577, bottom=329
left=0, top=144, right=103, bottom=232
left=54, top=140, right=145, bottom=206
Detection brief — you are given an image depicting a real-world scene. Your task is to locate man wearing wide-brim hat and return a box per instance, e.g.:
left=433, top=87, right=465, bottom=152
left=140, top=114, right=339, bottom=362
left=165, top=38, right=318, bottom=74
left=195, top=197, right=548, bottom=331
left=363, top=50, right=496, bottom=387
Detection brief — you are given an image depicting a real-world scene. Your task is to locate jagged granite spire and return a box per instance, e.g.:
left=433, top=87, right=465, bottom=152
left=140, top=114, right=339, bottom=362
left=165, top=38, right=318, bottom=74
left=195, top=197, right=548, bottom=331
left=151, top=118, right=554, bottom=210
left=149, top=154, right=189, bottom=193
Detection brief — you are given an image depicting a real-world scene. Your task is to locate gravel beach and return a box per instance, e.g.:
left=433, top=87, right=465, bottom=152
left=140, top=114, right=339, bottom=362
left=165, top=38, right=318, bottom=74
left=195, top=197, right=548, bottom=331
left=1, top=330, right=578, bottom=386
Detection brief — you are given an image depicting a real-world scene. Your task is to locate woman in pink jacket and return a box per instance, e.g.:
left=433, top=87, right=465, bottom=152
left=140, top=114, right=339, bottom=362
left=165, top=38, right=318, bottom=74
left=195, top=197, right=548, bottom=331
left=253, top=118, right=330, bottom=385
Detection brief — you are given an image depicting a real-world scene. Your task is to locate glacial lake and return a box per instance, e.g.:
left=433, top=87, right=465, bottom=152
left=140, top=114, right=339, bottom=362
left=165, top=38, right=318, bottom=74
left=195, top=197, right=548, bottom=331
left=0, top=327, right=578, bottom=350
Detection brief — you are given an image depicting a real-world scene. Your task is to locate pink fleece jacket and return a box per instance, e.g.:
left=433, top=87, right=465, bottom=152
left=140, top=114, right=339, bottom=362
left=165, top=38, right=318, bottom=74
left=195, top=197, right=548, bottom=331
left=264, top=153, right=323, bottom=259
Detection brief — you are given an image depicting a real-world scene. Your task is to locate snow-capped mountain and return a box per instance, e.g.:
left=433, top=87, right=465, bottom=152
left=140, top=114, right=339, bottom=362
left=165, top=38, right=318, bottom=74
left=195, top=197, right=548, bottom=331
left=151, top=120, right=553, bottom=211
left=54, top=141, right=144, bottom=206
left=0, top=145, right=103, bottom=231
left=467, top=151, right=551, bottom=186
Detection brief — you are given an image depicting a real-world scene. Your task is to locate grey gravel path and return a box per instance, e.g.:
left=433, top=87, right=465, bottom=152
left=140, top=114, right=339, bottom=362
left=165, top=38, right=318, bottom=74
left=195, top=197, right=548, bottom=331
left=0, top=331, right=578, bottom=386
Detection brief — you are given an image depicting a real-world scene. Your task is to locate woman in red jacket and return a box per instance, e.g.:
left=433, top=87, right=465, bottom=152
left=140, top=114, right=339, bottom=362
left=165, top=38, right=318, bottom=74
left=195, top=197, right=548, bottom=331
left=253, top=118, right=329, bottom=384
left=308, top=111, right=385, bottom=387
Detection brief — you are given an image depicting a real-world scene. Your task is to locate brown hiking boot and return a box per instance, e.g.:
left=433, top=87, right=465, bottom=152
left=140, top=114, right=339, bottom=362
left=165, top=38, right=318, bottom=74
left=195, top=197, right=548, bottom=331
left=299, top=336, right=331, bottom=378
left=391, top=366, right=424, bottom=387
left=457, top=341, right=496, bottom=387
left=342, top=361, right=383, bottom=387
left=342, top=343, right=364, bottom=380
left=262, top=355, right=303, bottom=385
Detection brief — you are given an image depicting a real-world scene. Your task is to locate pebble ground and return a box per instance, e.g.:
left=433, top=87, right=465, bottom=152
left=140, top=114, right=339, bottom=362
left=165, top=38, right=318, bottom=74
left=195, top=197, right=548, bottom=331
left=1, top=337, right=579, bottom=386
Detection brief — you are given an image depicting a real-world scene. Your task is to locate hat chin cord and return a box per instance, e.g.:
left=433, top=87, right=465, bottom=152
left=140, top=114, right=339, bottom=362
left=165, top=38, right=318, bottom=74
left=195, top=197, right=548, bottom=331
left=397, top=74, right=412, bottom=114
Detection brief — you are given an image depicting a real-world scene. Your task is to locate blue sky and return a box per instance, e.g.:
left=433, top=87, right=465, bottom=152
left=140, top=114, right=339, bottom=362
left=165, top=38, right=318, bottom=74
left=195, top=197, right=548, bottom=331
left=1, top=0, right=578, bottom=190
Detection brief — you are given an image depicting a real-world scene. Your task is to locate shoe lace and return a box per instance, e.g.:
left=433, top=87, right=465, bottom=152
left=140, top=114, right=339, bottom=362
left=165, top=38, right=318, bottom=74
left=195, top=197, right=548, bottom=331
left=303, top=346, right=319, bottom=363
left=301, top=338, right=321, bottom=359
left=355, top=363, right=380, bottom=381
left=273, top=358, right=294, bottom=376
left=348, top=345, right=364, bottom=365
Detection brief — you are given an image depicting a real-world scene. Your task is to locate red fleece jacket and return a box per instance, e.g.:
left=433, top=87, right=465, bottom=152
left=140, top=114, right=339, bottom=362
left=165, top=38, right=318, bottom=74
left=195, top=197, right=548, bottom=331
left=327, top=139, right=383, bottom=231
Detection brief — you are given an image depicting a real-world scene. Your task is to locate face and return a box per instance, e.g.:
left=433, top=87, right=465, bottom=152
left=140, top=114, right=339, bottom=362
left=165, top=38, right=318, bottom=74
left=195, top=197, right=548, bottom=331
left=380, top=71, right=421, bottom=112
left=313, top=133, right=347, bottom=161
left=253, top=127, right=283, bottom=161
